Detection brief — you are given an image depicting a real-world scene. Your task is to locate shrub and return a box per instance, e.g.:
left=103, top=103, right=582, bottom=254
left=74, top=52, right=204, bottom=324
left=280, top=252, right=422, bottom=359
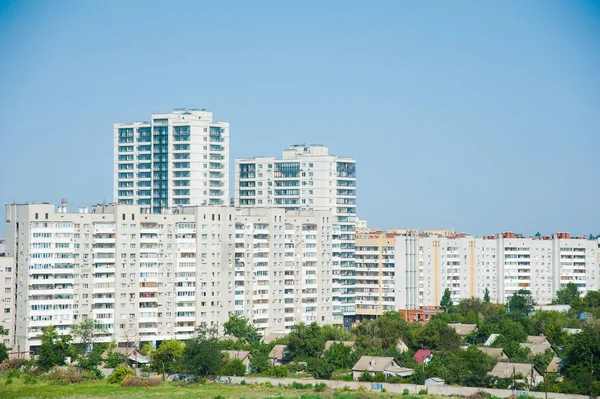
left=274, top=365, right=288, bottom=377
left=121, top=375, right=161, bottom=387
left=314, top=382, right=327, bottom=392
left=402, top=388, right=410, bottom=395
left=240, top=379, right=246, bottom=385
left=263, top=381, right=273, bottom=388
left=23, top=374, right=38, bottom=384
left=291, top=381, right=313, bottom=389
left=107, top=365, right=134, bottom=384
left=418, top=389, right=428, bottom=395
left=213, top=396, right=226, bottom=399
left=0, top=358, right=25, bottom=370
left=81, top=369, right=103, bottom=381
left=44, top=366, right=83, bottom=384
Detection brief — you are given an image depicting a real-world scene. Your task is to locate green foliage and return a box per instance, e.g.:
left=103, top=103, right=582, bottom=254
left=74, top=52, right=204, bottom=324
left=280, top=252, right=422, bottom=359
left=44, top=366, right=84, bottom=384
left=249, top=343, right=272, bottom=373
left=483, top=288, right=490, bottom=303
left=561, top=324, right=600, bottom=395
left=418, top=318, right=461, bottom=351
left=323, top=342, right=354, bottom=370
left=105, top=350, right=126, bottom=368
left=37, top=326, right=73, bottom=372
left=503, top=341, right=531, bottom=363
left=311, top=358, right=333, bottom=379
left=553, top=282, right=580, bottom=305
left=181, top=334, right=222, bottom=377
left=107, top=365, right=134, bottom=384
left=70, top=319, right=107, bottom=371
left=531, top=348, right=555, bottom=373
left=223, top=314, right=261, bottom=346
left=221, top=359, right=247, bottom=376
left=507, top=289, right=535, bottom=318
left=151, top=340, right=184, bottom=379
left=0, top=342, right=8, bottom=363
left=287, top=322, right=325, bottom=360
left=353, top=311, right=414, bottom=351
left=314, top=382, right=327, bottom=392
left=23, top=373, right=38, bottom=384
left=440, top=288, right=453, bottom=313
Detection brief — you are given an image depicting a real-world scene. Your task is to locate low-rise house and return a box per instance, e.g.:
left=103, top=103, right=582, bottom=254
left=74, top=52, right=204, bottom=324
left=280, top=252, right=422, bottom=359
left=222, top=350, right=251, bottom=373
left=484, top=333, right=500, bottom=346
left=268, top=344, right=288, bottom=365
left=413, top=349, right=433, bottom=364
left=398, top=306, right=444, bottom=323
left=562, top=328, right=582, bottom=335
left=351, top=356, right=414, bottom=380
left=448, top=323, right=478, bottom=336
left=264, top=332, right=287, bottom=344
left=101, top=347, right=149, bottom=365
left=488, top=363, right=544, bottom=386
left=425, top=377, right=445, bottom=387
left=520, top=343, right=556, bottom=356
left=476, top=347, right=510, bottom=361
left=324, top=340, right=356, bottom=351
left=547, top=357, right=561, bottom=374
left=396, top=340, right=409, bottom=353
left=527, top=335, right=550, bottom=345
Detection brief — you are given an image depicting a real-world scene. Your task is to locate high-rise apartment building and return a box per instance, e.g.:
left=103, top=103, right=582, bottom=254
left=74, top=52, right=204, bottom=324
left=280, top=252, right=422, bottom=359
left=3, top=202, right=335, bottom=353
left=114, top=109, right=229, bottom=213
left=234, top=145, right=356, bottom=327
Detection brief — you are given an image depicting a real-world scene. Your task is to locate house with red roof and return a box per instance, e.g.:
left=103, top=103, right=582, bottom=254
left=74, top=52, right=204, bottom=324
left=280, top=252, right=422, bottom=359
left=413, top=349, right=433, bottom=364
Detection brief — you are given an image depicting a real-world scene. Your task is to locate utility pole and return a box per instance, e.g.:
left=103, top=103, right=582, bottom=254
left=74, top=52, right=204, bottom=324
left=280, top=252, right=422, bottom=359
left=544, top=370, right=548, bottom=399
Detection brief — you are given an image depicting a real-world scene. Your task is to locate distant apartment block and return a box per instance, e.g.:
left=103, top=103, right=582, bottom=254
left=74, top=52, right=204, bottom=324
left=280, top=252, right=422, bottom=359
left=114, top=109, right=229, bottom=213
left=3, top=202, right=336, bottom=353
left=234, top=145, right=356, bottom=327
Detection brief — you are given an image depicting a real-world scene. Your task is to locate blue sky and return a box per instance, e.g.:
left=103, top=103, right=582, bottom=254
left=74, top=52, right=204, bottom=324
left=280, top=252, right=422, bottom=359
left=0, top=0, right=598, bottom=236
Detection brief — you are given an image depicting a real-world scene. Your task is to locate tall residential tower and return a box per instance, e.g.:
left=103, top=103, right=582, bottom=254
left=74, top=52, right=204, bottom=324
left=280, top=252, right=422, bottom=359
left=234, top=145, right=357, bottom=327
left=114, top=109, right=229, bottom=213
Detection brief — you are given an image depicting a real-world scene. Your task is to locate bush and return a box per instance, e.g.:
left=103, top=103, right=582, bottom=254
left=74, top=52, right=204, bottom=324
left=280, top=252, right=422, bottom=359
left=314, top=382, right=327, bottom=392
left=291, top=381, right=313, bottom=389
left=403, top=388, right=410, bottom=395
left=213, top=396, right=226, bottom=399
left=240, top=379, right=246, bottom=385
left=274, top=365, right=288, bottom=377
left=81, top=369, right=103, bottom=381
left=44, top=366, right=83, bottom=384
left=107, top=365, right=135, bottom=384
left=263, top=381, right=273, bottom=388
left=121, top=375, right=161, bottom=387
left=0, top=358, right=25, bottom=370
left=418, top=389, right=428, bottom=395
left=23, top=374, right=38, bottom=385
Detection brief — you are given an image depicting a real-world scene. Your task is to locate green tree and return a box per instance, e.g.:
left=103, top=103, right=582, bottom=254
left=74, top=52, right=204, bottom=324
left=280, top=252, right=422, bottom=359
left=287, top=322, right=325, bottom=360
left=0, top=343, right=7, bottom=363
left=37, top=326, right=73, bottom=372
left=554, top=283, right=580, bottom=305
left=532, top=348, right=555, bottom=373
left=418, top=319, right=461, bottom=351
left=151, top=340, right=184, bottom=380
left=507, top=289, right=535, bottom=318
left=323, top=342, right=354, bottom=370
left=503, top=341, right=531, bottom=363
left=249, top=344, right=272, bottom=373
left=71, top=319, right=107, bottom=371
left=440, top=288, right=453, bottom=313
left=561, top=325, right=600, bottom=395
left=223, top=314, right=261, bottom=346
left=483, top=288, right=490, bottom=303
left=181, top=335, right=222, bottom=377
left=312, top=358, right=334, bottom=379
left=222, top=358, right=247, bottom=376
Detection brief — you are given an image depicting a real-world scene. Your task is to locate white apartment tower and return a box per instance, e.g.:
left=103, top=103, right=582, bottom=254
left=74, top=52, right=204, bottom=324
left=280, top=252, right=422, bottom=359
left=114, top=109, right=229, bottom=213
left=234, top=145, right=357, bottom=328
left=3, top=202, right=335, bottom=353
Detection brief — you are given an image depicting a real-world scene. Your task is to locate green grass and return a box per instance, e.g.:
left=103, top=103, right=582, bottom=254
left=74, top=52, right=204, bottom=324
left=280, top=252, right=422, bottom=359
left=0, top=376, right=439, bottom=399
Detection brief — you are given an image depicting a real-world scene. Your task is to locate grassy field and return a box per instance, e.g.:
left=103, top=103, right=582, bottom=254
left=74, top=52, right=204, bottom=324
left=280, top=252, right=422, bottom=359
left=0, top=377, right=439, bottom=399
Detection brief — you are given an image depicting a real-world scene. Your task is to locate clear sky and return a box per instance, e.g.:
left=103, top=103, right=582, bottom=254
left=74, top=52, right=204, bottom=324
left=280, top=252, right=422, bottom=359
left=0, top=0, right=598, bottom=237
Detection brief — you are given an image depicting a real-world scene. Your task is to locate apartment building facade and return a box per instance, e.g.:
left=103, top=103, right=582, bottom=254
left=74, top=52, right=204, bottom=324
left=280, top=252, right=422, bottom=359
left=3, top=202, right=335, bottom=353
left=114, top=109, right=229, bottom=213
left=234, top=145, right=356, bottom=327
left=394, top=232, right=599, bottom=308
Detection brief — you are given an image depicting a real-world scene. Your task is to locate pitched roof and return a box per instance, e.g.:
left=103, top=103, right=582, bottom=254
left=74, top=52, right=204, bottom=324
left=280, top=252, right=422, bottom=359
left=268, top=344, right=287, bottom=360
left=527, top=335, right=550, bottom=345
left=484, top=333, right=500, bottom=346
left=547, top=357, right=561, bottom=373
left=352, top=356, right=399, bottom=372
left=222, top=350, right=251, bottom=361
left=325, top=340, right=356, bottom=350
left=488, top=363, right=539, bottom=379
left=102, top=347, right=149, bottom=364
left=264, top=332, right=287, bottom=344
left=562, top=328, right=582, bottom=335
left=447, top=323, right=478, bottom=336
left=476, top=347, right=509, bottom=358
left=520, top=342, right=554, bottom=355
left=414, top=349, right=433, bottom=364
